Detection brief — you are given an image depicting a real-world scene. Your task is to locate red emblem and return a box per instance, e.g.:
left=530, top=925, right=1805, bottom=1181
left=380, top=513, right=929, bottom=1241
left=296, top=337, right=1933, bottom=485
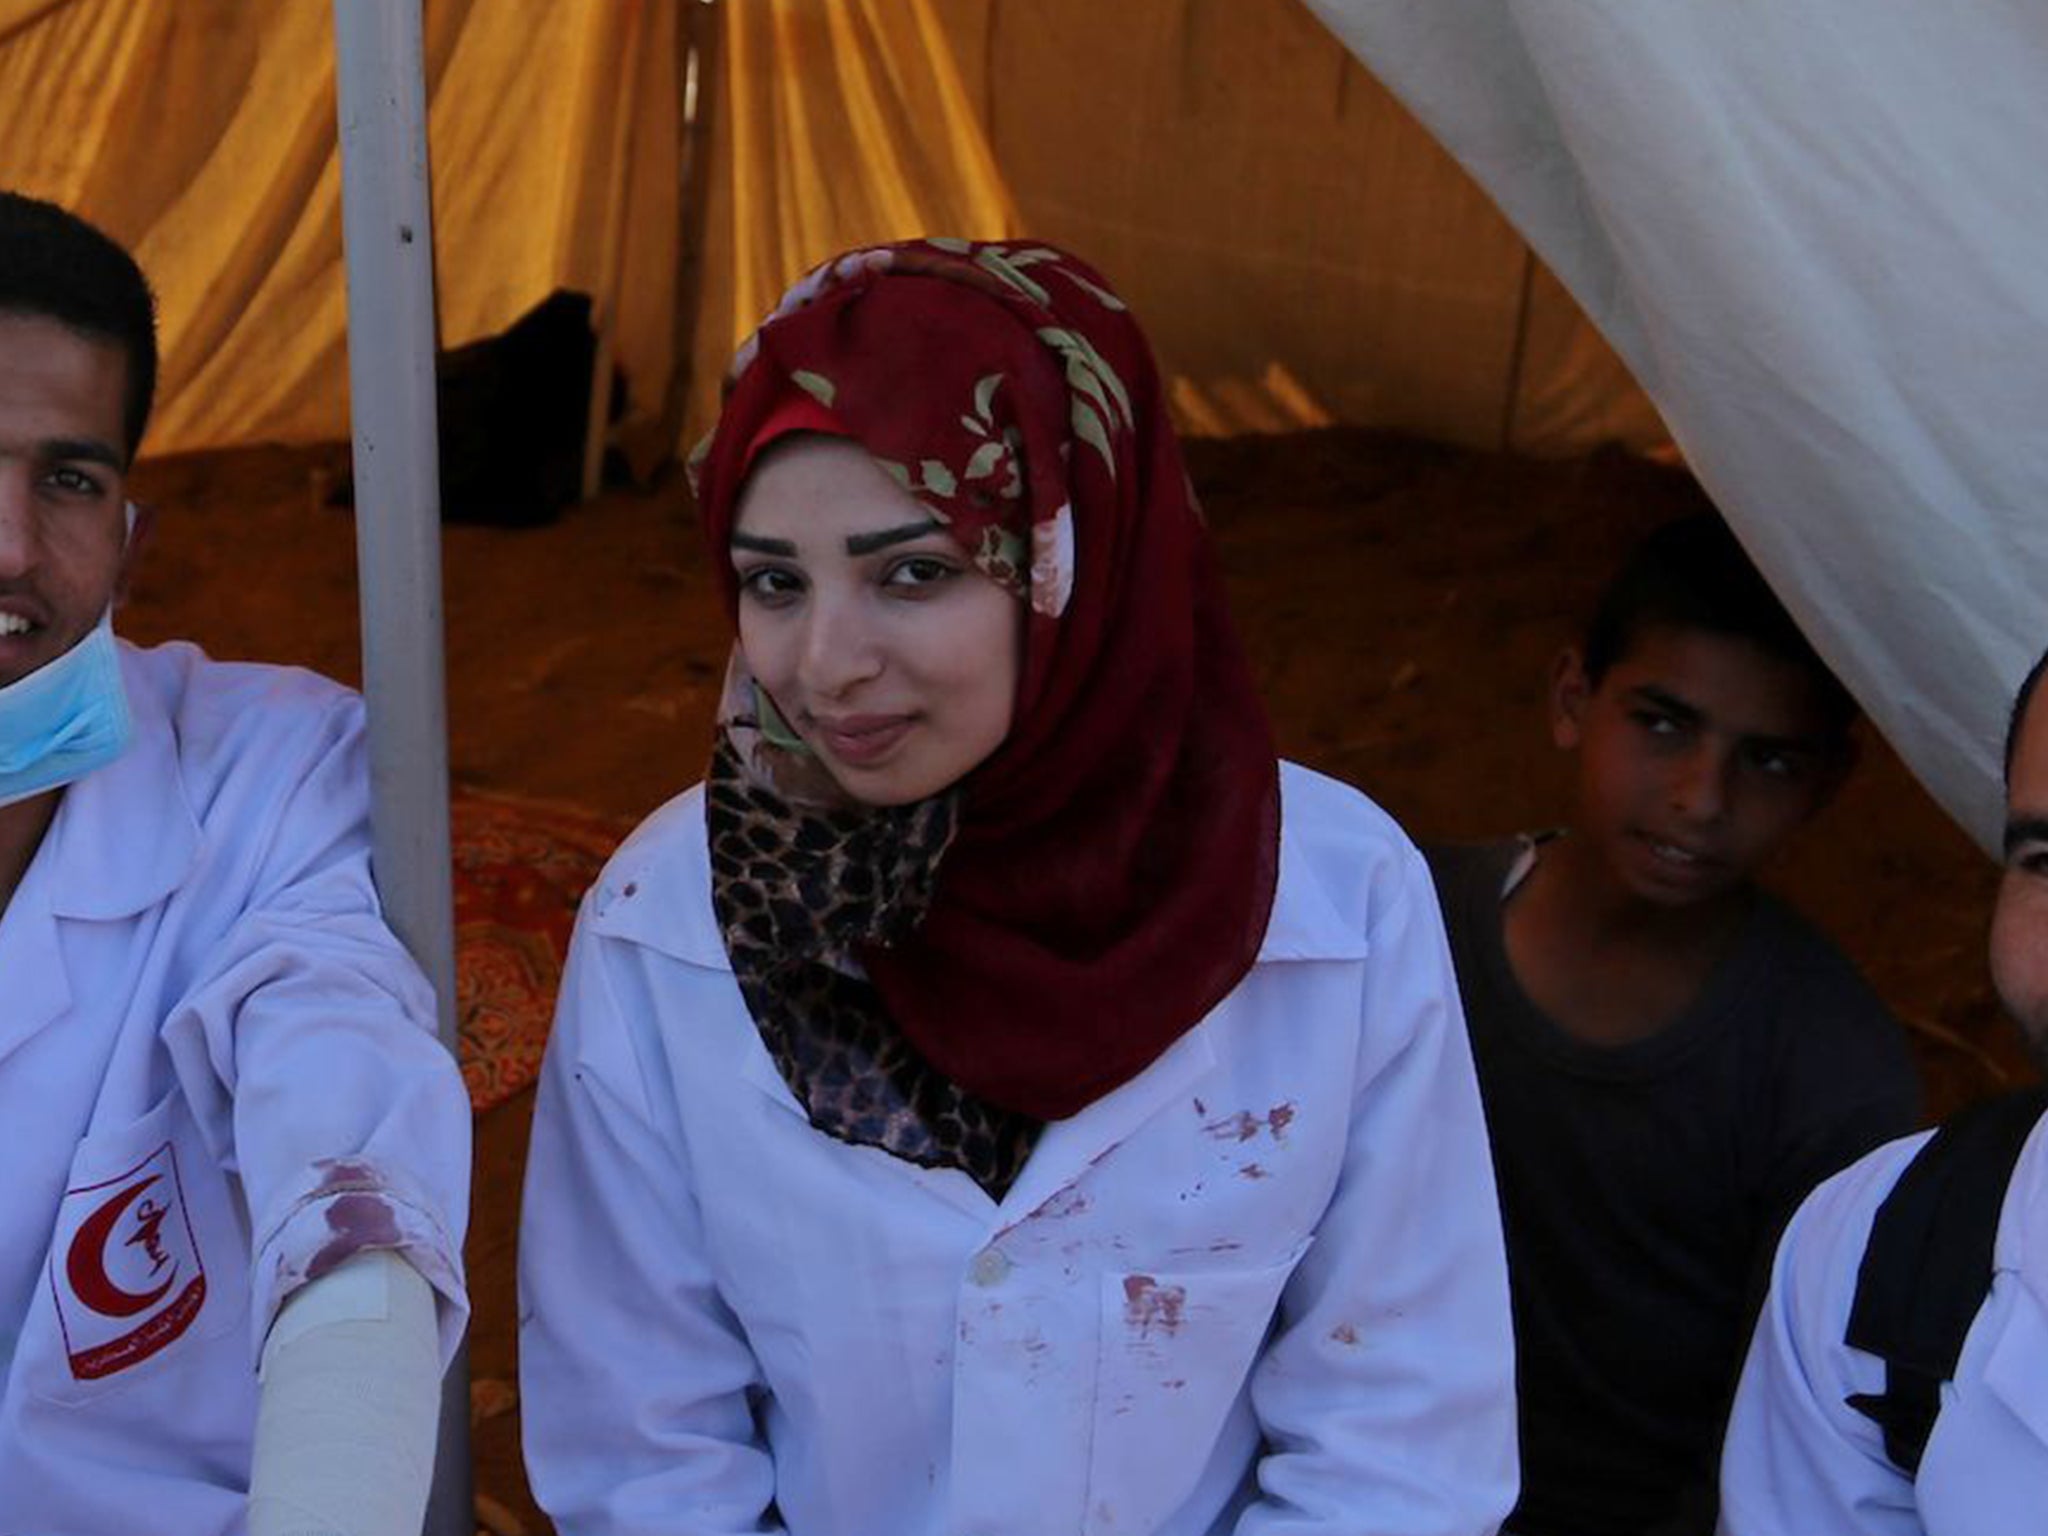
left=51, top=1142, right=207, bottom=1380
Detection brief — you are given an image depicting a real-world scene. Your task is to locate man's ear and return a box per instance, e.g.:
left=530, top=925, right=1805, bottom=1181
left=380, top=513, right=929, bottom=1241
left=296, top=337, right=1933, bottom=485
left=114, top=500, right=155, bottom=606
left=1550, top=647, right=1592, bottom=751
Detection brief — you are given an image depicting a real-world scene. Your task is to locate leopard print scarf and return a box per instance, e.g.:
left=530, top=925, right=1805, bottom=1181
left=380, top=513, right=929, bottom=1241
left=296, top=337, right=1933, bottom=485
left=706, top=737, right=1041, bottom=1198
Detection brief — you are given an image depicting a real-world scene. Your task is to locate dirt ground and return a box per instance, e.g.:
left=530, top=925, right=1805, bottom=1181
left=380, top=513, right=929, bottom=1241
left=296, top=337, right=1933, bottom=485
left=124, top=431, right=2029, bottom=1533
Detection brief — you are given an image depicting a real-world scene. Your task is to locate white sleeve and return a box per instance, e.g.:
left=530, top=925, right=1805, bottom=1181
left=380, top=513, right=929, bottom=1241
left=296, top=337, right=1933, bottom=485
left=518, top=914, right=783, bottom=1536
left=247, top=1250, right=441, bottom=1536
left=160, top=688, right=469, bottom=1361
left=1718, top=1138, right=1927, bottom=1536
left=1238, top=846, right=1518, bottom=1535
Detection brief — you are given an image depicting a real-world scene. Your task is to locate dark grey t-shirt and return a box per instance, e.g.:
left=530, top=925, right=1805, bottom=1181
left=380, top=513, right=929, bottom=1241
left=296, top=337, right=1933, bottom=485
left=1425, top=839, right=1920, bottom=1536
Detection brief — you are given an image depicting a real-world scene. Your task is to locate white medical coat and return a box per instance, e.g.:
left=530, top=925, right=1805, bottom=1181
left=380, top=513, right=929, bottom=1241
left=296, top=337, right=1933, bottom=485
left=1720, top=1117, right=2048, bottom=1535
left=520, top=761, right=1516, bottom=1536
left=0, top=641, right=471, bottom=1535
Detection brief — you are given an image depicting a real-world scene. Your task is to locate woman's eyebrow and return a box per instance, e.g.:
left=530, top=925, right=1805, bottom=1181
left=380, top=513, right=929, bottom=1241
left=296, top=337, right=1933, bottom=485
left=730, top=532, right=798, bottom=555
left=846, top=519, right=942, bottom=556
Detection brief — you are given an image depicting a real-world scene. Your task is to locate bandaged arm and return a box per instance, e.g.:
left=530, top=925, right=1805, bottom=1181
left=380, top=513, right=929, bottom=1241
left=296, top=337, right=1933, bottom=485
left=248, top=1249, right=442, bottom=1536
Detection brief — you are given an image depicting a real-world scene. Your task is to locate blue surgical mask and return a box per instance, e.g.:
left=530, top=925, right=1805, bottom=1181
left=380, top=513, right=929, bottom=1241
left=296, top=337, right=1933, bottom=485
left=0, top=609, right=135, bottom=811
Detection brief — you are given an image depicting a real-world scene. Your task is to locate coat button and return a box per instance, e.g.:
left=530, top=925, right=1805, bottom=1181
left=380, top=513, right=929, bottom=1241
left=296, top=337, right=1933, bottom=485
left=970, top=1247, right=1011, bottom=1287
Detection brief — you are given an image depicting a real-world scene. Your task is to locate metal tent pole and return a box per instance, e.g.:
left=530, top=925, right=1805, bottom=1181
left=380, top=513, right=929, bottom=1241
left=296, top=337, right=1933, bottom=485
left=330, top=4, right=470, bottom=1533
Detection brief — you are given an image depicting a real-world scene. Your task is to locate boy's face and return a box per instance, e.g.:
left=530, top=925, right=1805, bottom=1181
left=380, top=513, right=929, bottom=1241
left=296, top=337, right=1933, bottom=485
left=1553, top=625, right=1848, bottom=909
left=1992, top=685, right=2048, bottom=1067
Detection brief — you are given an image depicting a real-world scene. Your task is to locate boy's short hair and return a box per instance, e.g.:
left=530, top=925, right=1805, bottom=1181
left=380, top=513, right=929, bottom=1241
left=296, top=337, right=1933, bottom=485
left=2005, top=645, right=2048, bottom=782
left=0, top=190, right=158, bottom=461
left=1583, top=501, right=1858, bottom=740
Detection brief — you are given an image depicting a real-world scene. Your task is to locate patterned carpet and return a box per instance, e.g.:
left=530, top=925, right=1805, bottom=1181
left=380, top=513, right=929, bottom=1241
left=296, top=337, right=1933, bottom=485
left=453, top=789, right=632, bottom=1113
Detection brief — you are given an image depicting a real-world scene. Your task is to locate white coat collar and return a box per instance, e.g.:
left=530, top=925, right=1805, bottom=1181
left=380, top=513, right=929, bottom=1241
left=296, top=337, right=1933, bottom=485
left=586, top=777, right=1371, bottom=970
left=42, top=642, right=202, bottom=921
left=587, top=772, right=1375, bottom=1223
left=583, top=785, right=724, bottom=957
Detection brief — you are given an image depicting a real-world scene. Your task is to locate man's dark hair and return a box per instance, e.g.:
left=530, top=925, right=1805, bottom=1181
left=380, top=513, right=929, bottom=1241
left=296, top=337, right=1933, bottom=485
left=2005, top=646, right=2048, bottom=783
left=1583, top=501, right=1858, bottom=739
left=0, top=190, right=158, bottom=461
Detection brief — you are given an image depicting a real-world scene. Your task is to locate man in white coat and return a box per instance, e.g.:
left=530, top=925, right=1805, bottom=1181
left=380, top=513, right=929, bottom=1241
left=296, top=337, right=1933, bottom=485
left=0, top=190, right=470, bottom=1535
left=1719, top=644, right=2048, bottom=1535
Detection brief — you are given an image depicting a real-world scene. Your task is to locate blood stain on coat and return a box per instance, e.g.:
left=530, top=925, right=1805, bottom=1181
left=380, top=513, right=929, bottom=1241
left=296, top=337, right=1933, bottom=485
left=1203, top=1110, right=1263, bottom=1142
left=1162, top=1377, right=1187, bottom=1389
left=306, top=1192, right=403, bottom=1281
left=310, top=1157, right=380, bottom=1190
left=1122, top=1274, right=1187, bottom=1336
left=1032, top=1187, right=1090, bottom=1220
left=1202, top=1103, right=1297, bottom=1143
left=1329, top=1322, right=1359, bottom=1346
left=1238, top=1163, right=1271, bottom=1180
left=1192, top=1097, right=1208, bottom=1117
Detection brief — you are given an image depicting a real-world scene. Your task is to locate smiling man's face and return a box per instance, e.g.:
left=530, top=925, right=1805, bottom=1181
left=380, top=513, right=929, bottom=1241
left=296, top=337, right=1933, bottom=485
left=0, top=310, right=136, bottom=688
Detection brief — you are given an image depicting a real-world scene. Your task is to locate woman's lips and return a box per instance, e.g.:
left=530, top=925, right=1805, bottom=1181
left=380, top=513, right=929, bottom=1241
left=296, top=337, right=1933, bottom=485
left=811, top=713, right=914, bottom=767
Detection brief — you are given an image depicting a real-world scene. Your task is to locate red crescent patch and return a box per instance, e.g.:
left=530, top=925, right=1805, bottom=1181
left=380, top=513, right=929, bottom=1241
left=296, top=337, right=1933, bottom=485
left=51, top=1141, right=207, bottom=1380
left=66, top=1175, right=176, bottom=1317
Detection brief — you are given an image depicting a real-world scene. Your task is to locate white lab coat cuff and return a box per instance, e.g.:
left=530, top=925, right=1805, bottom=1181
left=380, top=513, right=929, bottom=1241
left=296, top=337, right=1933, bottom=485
left=250, top=1153, right=468, bottom=1368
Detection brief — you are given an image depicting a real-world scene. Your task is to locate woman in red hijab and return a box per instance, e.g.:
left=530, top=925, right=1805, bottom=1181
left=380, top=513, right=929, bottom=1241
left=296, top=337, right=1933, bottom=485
left=519, top=239, right=1515, bottom=1536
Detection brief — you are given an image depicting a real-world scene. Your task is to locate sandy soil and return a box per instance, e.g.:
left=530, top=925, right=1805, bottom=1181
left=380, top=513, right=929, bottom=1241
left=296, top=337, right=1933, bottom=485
left=124, top=431, right=2028, bottom=1533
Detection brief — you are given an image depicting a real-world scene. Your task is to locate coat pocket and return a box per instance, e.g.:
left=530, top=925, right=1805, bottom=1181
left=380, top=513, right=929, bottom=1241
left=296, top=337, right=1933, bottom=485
left=1084, top=1239, right=1312, bottom=1535
left=25, top=1088, right=248, bottom=1409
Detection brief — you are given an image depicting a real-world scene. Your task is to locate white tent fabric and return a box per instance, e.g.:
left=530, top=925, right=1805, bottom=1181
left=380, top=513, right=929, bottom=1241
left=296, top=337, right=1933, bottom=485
left=1303, top=0, right=2048, bottom=853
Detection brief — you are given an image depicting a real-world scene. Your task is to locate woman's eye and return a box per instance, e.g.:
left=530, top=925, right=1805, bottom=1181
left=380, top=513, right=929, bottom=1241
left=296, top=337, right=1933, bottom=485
left=1631, top=710, right=1681, bottom=737
left=883, top=555, right=958, bottom=591
left=736, top=566, right=802, bottom=604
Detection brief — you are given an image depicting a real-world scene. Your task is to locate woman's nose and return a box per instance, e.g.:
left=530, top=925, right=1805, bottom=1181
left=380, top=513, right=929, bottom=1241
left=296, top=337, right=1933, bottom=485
left=797, top=592, right=884, bottom=698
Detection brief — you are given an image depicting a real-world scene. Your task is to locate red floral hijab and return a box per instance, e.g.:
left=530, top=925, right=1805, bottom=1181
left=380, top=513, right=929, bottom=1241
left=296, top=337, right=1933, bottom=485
left=693, top=239, right=1279, bottom=1136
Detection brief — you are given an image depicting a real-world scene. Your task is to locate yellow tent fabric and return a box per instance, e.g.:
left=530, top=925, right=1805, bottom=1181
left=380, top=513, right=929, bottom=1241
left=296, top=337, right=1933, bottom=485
left=0, top=0, right=682, bottom=459
left=696, top=0, right=1662, bottom=453
left=685, top=0, right=1019, bottom=447
left=0, top=0, right=1658, bottom=461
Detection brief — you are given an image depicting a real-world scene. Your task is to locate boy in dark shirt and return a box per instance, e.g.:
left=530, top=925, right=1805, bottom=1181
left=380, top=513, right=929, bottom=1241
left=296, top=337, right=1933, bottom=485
left=1427, top=509, right=1921, bottom=1536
